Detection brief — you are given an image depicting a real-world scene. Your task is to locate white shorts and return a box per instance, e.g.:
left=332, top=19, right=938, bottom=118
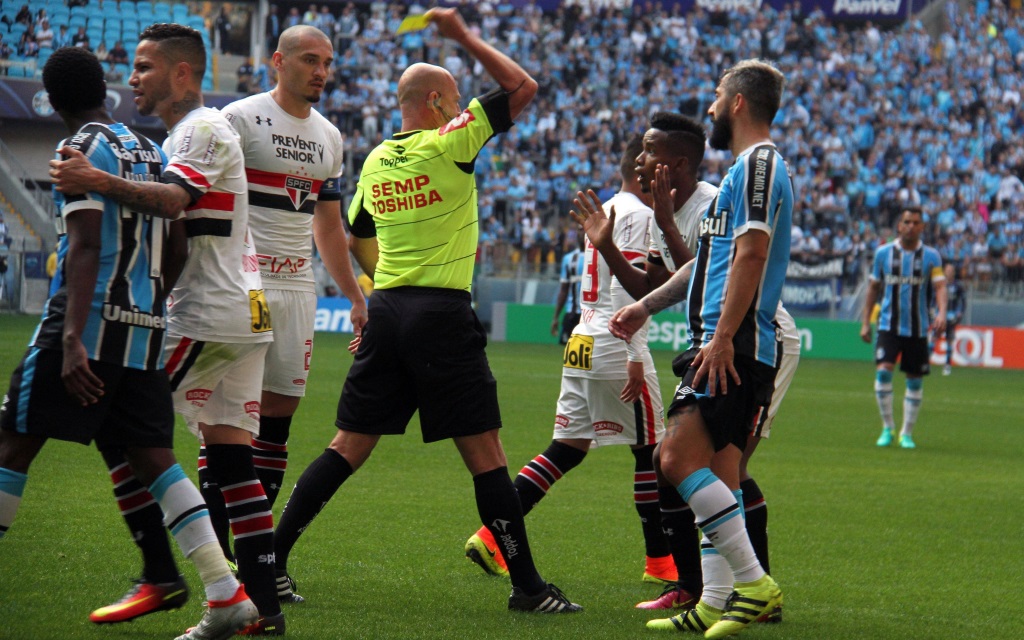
left=553, top=373, right=665, bottom=447
left=165, top=335, right=269, bottom=436
left=751, top=349, right=799, bottom=439
left=262, top=289, right=316, bottom=397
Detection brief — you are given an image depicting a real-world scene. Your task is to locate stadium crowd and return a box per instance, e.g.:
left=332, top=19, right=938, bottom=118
left=257, top=0, right=1023, bottom=296
left=3, top=0, right=1023, bottom=295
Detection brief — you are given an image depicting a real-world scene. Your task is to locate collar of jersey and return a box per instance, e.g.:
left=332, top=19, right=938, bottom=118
left=736, top=139, right=776, bottom=158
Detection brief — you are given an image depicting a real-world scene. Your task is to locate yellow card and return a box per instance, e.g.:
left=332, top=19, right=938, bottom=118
left=396, top=14, right=431, bottom=35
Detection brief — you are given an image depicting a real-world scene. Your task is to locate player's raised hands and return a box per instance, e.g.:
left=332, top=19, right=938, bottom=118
left=570, top=189, right=614, bottom=251
left=50, top=146, right=100, bottom=196
left=651, top=164, right=676, bottom=227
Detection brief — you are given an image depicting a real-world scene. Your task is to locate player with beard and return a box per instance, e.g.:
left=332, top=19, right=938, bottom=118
left=607, top=59, right=792, bottom=638
left=51, top=23, right=284, bottom=637
left=578, top=113, right=798, bottom=620
left=861, top=208, right=946, bottom=449
left=570, top=112, right=714, bottom=605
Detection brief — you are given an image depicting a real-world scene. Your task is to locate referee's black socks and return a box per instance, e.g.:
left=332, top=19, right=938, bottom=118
left=474, top=467, right=547, bottom=595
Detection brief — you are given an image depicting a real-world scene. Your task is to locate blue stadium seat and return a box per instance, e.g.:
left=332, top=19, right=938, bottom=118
left=6, top=56, right=28, bottom=77
left=68, top=15, right=87, bottom=30
left=187, top=15, right=204, bottom=31
left=69, top=6, right=87, bottom=19
left=104, top=27, right=121, bottom=44
left=136, top=2, right=154, bottom=14
left=171, top=4, right=188, bottom=21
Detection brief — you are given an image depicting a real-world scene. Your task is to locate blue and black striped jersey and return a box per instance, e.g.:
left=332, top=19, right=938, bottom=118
left=33, top=122, right=169, bottom=370
left=871, top=241, right=944, bottom=338
left=686, top=143, right=794, bottom=368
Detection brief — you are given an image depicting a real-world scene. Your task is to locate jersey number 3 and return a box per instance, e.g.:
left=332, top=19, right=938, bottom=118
left=581, top=243, right=600, bottom=304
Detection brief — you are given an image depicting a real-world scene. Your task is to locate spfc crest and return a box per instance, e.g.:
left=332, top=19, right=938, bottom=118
left=285, top=176, right=314, bottom=210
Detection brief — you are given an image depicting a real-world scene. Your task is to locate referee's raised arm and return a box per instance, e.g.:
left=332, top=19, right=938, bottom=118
left=425, top=7, right=538, bottom=120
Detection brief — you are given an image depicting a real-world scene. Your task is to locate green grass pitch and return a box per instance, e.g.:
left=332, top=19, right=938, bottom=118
left=1, top=313, right=1022, bottom=639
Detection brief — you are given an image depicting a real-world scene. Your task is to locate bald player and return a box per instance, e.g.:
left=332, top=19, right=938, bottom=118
left=198, top=25, right=368, bottom=598
left=270, top=8, right=581, bottom=613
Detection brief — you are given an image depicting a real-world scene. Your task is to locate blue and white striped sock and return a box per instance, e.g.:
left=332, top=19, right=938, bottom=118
left=149, top=464, right=217, bottom=557
left=679, top=469, right=764, bottom=584
left=0, top=467, right=28, bottom=539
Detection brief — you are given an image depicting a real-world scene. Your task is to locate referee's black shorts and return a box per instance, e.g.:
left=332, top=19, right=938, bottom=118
left=666, top=347, right=776, bottom=452
left=336, top=286, right=502, bottom=443
left=0, top=346, right=175, bottom=449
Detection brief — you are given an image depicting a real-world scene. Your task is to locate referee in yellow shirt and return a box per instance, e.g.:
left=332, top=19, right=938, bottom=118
left=272, top=7, right=581, bottom=613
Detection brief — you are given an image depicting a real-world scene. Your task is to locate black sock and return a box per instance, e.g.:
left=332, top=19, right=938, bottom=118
left=274, top=448, right=353, bottom=572
left=205, top=444, right=279, bottom=617
left=632, top=445, right=670, bottom=558
left=198, top=445, right=234, bottom=563
left=659, top=485, right=701, bottom=597
left=475, top=467, right=546, bottom=595
left=253, top=415, right=292, bottom=507
left=740, top=477, right=770, bottom=574
left=101, top=450, right=180, bottom=584
left=512, top=440, right=587, bottom=517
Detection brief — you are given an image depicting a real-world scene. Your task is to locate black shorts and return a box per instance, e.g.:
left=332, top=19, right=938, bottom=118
left=558, top=312, right=581, bottom=345
left=666, top=347, right=776, bottom=452
left=875, top=331, right=931, bottom=375
left=336, top=287, right=502, bottom=443
left=0, top=346, right=175, bottom=449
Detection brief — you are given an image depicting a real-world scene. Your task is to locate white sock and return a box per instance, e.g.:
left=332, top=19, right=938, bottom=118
left=902, top=380, right=923, bottom=436
left=875, top=371, right=895, bottom=430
